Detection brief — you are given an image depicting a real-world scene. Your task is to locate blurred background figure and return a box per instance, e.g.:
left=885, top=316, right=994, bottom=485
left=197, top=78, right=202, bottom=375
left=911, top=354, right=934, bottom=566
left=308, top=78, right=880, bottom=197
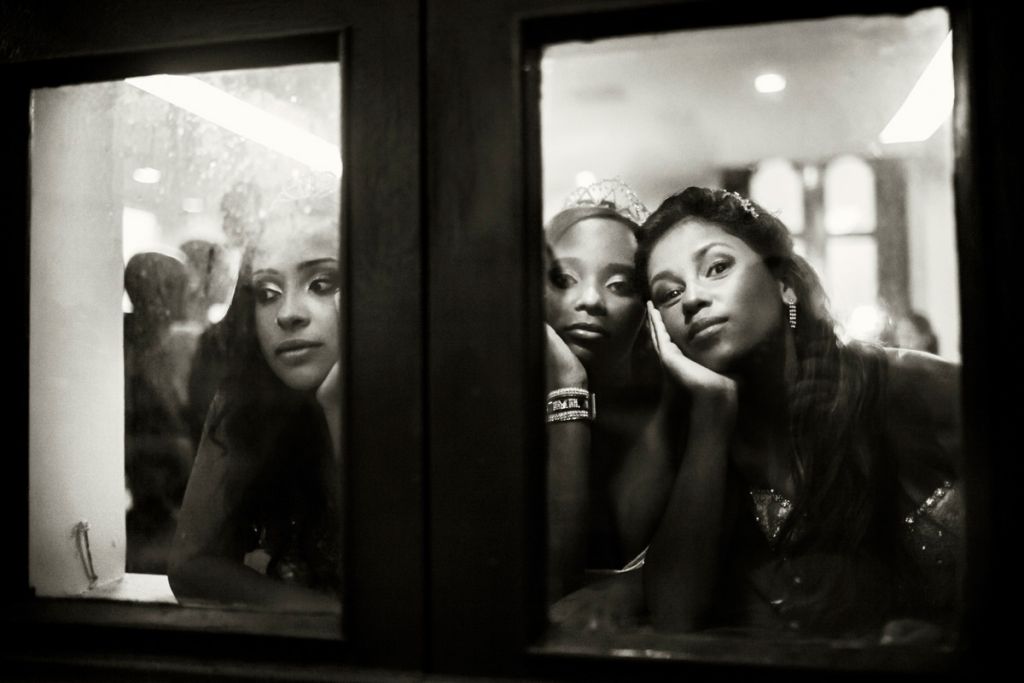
left=892, top=310, right=940, bottom=355
left=186, top=183, right=266, bottom=446
left=220, top=180, right=264, bottom=252
left=123, top=251, right=197, bottom=574
left=180, top=239, right=234, bottom=328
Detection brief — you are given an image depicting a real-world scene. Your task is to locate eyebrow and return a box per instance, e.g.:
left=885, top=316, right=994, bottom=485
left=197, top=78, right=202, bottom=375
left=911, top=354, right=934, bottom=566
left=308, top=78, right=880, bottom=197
left=550, top=257, right=634, bottom=271
left=601, top=262, right=636, bottom=277
left=297, top=257, right=339, bottom=270
left=252, top=257, right=338, bottom=278
left=693, top=241, right=731, bottom=262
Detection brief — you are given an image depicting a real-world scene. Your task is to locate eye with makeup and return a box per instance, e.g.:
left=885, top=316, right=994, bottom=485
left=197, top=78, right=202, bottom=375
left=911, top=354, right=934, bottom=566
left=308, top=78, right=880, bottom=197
left=607, top=276, right=636, bottom=297
left=548, top=267, right=578, bottom=290
left=253, top=280, right=282, bottom=305
left=705, top=255, right=734, bottom=278
left=652, top=282, right=685, bottom=308
left=309, top=270, right=340, bottom=296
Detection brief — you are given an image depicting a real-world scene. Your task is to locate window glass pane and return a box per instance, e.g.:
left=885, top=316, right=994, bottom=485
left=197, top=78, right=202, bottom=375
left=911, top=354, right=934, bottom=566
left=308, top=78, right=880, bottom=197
left=539, top=8, right=960, bottom=668
left=824, top=155, right=877, bottom=234
left=29, top=62, right=343, bottom=632
left=826, top=236, right=880, bottom=341
left=750, top=158, right=805, bottom=234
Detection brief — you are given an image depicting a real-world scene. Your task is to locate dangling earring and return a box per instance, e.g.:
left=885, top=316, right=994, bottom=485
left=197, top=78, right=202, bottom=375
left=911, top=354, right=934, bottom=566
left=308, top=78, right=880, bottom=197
left=782, top=292, right=797, bottom=330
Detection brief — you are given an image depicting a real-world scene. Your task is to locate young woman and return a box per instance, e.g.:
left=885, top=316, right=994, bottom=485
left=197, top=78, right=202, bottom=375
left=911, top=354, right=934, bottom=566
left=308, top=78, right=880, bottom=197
left=168, top=193, right=342, bottom=613
left=638, top=186, right=961, bottom=640
left=544, top=182, right=673, bottom=605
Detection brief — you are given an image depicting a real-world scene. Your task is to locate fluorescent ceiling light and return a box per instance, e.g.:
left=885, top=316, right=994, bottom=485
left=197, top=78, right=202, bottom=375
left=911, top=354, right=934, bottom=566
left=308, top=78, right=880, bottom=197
left=132, top=167, right=161, bottom=184
left=754, top=73, right=786, bottom=94
left=880, top=31, right=953, bottom=144
left=126, top=75, right=342, bottom=176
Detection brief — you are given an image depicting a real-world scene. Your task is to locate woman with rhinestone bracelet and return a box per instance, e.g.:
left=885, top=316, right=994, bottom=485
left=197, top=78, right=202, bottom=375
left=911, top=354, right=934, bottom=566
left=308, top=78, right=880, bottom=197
left=169, top=190, right=342, bottom=613
left=543, top=180, right=674, bottom=612
left=637, top=186, right=962, bottom=641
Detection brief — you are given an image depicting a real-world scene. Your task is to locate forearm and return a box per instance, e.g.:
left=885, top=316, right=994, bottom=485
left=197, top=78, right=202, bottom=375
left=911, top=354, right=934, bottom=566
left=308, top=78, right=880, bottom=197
left=168, top=555, right=339, bottom=613
left=323, top=408, right=342, bottom=462
left=547, top=420, right=590, bottom=602
left=644, top=394, right=734, bottom=631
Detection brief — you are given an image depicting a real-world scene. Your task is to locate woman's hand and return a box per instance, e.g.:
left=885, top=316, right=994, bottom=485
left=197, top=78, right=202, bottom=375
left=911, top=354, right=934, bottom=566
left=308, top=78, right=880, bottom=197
left=316, top=361, right=340, bottom=413
left=317, top=291, right=342, bottom=459
left=546, top=323, right=587, bottom=391
left=549, top=568, right=645, bottom=633
left=317, top=290, right=342, bottom=413
left=647, top=302, right=736, bottom=403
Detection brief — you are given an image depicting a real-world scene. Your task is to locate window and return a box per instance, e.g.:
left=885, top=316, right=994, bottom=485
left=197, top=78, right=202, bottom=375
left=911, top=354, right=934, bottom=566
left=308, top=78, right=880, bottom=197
left=6, top=8, right=424, bottom=665
left=3, top=0, right=1014, bottom=679
left=29, top=59, right=345, bottom=633
left=536, top=6, right=963, bottom=668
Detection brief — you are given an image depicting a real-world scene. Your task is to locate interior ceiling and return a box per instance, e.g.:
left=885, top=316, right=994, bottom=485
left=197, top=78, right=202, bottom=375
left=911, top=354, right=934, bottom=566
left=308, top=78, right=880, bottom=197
left=540, top=9, right=951, bottom=217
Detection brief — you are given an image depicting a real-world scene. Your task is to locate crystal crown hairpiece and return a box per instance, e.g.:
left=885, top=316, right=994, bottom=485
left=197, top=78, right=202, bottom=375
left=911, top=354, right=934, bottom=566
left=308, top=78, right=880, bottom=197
left=563, top=178, right=650, bottom=225
left=721, top=189, right=759, bottom=219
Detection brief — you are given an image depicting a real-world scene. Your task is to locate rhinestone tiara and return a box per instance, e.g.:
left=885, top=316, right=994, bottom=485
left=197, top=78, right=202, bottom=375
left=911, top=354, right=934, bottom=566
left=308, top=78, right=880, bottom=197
left=563, top=177, right=650, bottom=225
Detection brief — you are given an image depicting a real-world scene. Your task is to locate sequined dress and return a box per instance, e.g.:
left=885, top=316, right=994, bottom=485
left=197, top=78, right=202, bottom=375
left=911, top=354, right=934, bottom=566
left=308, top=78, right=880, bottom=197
left=711, top=349, right=962, bottom=637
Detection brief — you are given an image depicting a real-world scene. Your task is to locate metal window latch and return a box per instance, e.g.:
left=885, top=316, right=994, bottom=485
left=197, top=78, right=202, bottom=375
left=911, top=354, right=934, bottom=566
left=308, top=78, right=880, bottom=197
left=73, top=520, right=98, bottom=587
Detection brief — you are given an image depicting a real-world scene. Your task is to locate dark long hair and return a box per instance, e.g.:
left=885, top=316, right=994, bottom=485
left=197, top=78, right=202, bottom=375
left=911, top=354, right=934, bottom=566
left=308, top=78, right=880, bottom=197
left=200, top=196, right=341, bottom=592
left=637, top=187, right=906, bottom=633
left=208, top=190, right=341, bottom=461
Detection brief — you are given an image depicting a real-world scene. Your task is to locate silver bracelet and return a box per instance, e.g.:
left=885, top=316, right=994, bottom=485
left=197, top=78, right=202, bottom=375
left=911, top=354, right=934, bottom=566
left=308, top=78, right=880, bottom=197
left=545, top=387, right=596, bottom=423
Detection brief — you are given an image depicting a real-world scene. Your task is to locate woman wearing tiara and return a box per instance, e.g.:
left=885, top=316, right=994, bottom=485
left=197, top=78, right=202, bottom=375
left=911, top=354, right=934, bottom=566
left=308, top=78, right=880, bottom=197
left=638, top=186, right=961, bottom=640
left=168, top=190, right=342, bottom=613
left=544, top=179, right=674, bottom=608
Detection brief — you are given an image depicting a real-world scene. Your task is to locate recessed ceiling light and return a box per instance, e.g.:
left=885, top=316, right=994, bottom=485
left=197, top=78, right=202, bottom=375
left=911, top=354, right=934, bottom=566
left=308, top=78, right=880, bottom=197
left=132, top=167, right=161, bottom=184
left=755, top=73, right=786, bottom=94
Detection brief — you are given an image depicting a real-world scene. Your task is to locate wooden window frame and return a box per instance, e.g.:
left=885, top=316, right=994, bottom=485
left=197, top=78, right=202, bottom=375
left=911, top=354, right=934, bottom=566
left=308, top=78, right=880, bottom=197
left=1, top=0, right=424, bottom=675
left=1, top=0, right=1020, bottom=678
left=426, top=0, right=1014, bottom=677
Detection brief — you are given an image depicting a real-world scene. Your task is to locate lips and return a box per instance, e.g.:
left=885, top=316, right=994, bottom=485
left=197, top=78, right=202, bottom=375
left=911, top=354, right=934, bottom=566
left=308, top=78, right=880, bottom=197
left=563, top=322, right=609, bottom=341
left=275, top=339, right=323, bottom=358
left=687, top=316, right=728, bottom=343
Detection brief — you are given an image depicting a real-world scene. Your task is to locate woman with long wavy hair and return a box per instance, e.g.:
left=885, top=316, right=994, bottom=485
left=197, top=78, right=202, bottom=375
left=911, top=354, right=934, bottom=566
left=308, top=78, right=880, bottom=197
left=169, top=191, right=342, bottom=612
left=638, top=186, right=961, bottom=640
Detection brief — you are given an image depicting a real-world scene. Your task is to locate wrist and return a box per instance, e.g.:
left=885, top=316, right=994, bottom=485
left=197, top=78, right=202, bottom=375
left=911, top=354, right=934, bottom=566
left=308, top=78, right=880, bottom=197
left=546, top=387, right=596, bottom=424
left=547, top=371, right=588, bottom=393
left=691, top=386, right=737, bottom=424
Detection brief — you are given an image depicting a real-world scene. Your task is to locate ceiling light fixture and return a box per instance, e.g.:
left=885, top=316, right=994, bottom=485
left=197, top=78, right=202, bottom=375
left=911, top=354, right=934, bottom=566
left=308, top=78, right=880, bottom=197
left=132, top=167, right=161, bottom=184
left=126, top=75, right=342, bottom=176
left=754, top=73, right=786, bottom=94
left=880, top=31, right=953, bottom=144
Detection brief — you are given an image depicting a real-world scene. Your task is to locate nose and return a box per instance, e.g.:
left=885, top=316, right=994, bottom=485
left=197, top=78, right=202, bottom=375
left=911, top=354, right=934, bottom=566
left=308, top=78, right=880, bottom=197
left=573, top=281, right=607, bottom=315
left=276, top=291, right=311, bottom=330
left=680, top=285, right=710, bottom=321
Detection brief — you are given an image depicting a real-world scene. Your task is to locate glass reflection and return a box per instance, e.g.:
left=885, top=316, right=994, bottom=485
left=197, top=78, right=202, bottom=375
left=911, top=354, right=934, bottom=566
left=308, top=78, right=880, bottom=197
left=541, top=8, right=961, bottom=660
left=28, top=62, right=341, bottom=616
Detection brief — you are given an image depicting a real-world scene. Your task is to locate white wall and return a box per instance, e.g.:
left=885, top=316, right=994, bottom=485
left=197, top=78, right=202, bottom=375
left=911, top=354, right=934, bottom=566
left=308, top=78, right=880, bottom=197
left=29, top=84, right=127, bottom=595
left=904, top=129, right=960, bottom=361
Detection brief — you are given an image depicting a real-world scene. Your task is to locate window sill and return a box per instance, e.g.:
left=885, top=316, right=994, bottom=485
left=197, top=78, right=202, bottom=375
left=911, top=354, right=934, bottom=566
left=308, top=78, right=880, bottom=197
left=14, top=573, right=342, bottom=640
